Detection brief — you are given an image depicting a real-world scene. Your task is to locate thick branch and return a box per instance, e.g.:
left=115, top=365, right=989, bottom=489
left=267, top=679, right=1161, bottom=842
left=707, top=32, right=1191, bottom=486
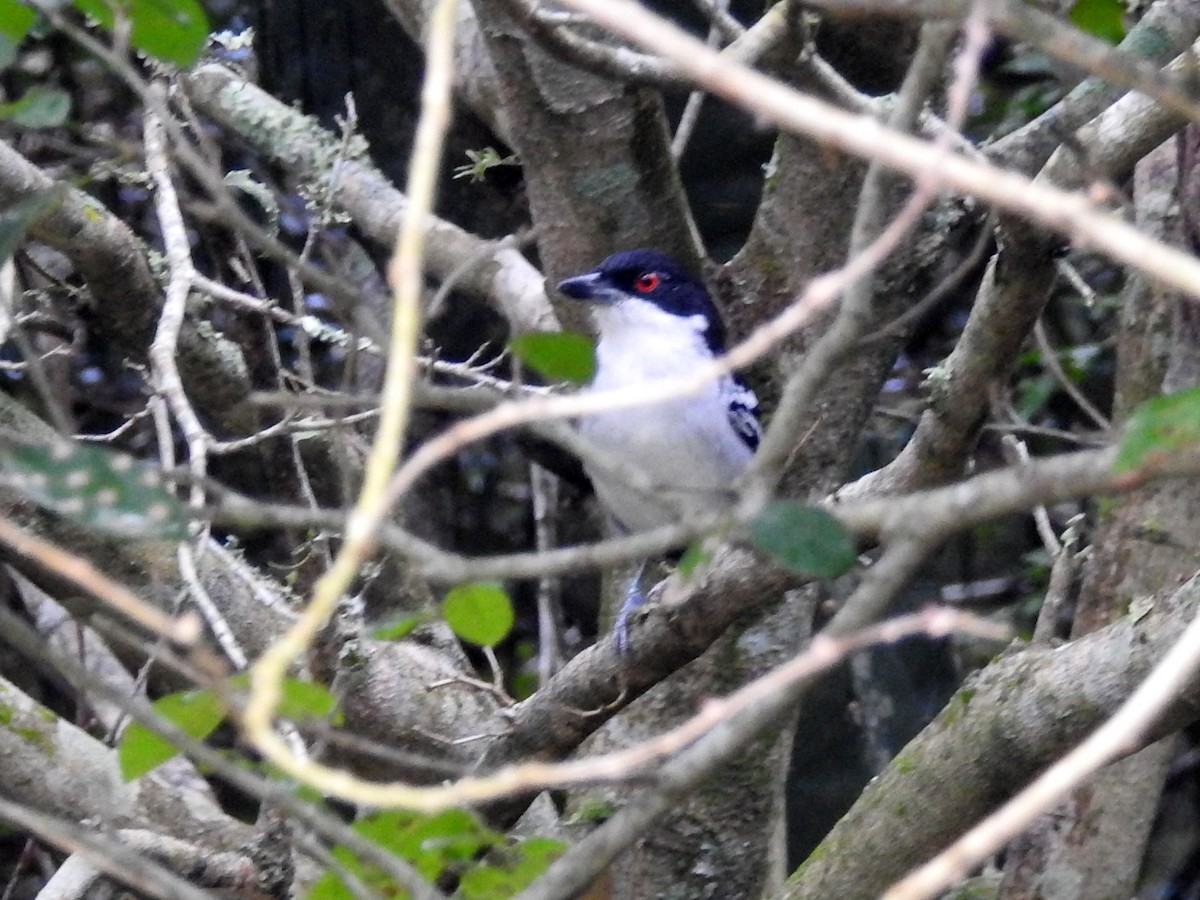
left=784, top=572, right=1200, bottom=899
left=989, top=0, right=1200, bottom=173
left=0, top=672, right=251, bottom=851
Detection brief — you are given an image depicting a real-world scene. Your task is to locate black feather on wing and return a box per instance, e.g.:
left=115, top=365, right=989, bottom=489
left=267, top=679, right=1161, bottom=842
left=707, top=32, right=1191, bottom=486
left=726, top=374, right=762, bottom=453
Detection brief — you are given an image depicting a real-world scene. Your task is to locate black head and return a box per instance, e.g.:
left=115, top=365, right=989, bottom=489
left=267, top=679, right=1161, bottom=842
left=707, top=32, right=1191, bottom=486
left=557, top=249, right=728, bottom=352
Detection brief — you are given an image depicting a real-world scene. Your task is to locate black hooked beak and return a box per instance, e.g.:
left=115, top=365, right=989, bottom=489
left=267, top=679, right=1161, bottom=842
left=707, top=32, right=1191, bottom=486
left=557, top=270, right=616, bottom=303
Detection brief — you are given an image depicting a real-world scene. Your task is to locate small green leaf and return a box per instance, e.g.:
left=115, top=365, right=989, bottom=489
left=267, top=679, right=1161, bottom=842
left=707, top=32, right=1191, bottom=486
left=277, top=678, right=339, bottom=723
left=748, top=501, right=856, bottom=578
left=308, top=871, right=354, bottom=900
left=372, top=613, right=424, bottom=641
left=1115, top=387, right=1200, bottom=471
left=567, top=796, right=615, bottom=823
left=1069, top=0, right=1125, bottom=43
left=222, top=673, right=336, bottom=723
left=0, top=1, right=36, bottom=43
left=0, top=86, right=70, bottom=128
left=357, top=809, right=494, bottom=882
left=509, top=331, right=596, bottom=384
left=452, top=146, right=519, bottom=182
left=118, top=689, right=226, bottom=780
left=443, top=582, right=513, bottom=646
left=73, top=0, right=209, bottom=66
left=675, top=541, right=710, bottom=579
left=313, top=810, right=502, bottom=898
left=512, top=669, right=537, bottom=700
left=0, top=435, right=188, bottom=539
left=459, top=837, right=566, bottom=899
left=0, top=188, right=64, bottom=263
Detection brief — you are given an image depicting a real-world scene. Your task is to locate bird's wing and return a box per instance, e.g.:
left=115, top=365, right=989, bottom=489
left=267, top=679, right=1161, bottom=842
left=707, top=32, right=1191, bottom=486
left=726, top=374, right=762, bottom=453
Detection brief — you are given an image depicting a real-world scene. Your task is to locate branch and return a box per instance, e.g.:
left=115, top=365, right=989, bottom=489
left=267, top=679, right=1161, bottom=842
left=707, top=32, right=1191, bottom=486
left=989, top=0, right=1200, bottom=173
left=845, top=40, right=1199, bottom=496
left=514, top=610, right=1008, bottom=900
left=473, top=443, right=1200, bottom=801
left=0, top=603, right=446, bottom=900
left=557, top=0, right=1200, bottom=301
left=182, top=64, right=558, bottom=336
left=809, top=0, right=1200, bottom=135
left=784, top=568, right=1200, bottom=899
left=0, top=798, right=216, bottom=900
left=0, top=140, right=159, bottom=364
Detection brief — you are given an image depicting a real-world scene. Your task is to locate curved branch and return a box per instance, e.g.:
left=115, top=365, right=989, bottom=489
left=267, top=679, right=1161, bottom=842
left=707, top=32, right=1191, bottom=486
left=182, top=64, right=558, bottom=335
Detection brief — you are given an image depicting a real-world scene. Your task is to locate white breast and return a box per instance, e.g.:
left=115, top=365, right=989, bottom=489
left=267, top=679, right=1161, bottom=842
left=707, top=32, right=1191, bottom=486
left=578, top=299, right=753, bottom=533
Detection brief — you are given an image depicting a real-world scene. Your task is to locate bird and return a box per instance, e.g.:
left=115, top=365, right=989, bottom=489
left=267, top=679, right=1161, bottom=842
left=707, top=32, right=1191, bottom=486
left=557, top=249, right=761, bottom=651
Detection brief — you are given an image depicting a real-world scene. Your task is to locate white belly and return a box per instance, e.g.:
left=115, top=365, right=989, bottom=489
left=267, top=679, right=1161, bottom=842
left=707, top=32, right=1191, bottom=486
left=579, top=393, right=751, bottom=534
left=578, top=300, right=755, bottom=533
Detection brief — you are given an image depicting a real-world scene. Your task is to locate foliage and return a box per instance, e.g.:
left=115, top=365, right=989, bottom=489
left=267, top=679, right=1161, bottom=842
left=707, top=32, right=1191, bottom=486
left=1116, top=387, right=1200, bottom=472
left=118, top=678, right=339, bottom=779
left=1069, top=0, right=1127, bottom=43
left=119, top=688, right=226, bottom=780
left=442, top=582, right=514, bottom=646
left=72, top=0, right=209, bottom=66
left=0, top=189, right=63, bottom=264
left=453, top=146, right=520, bottom=182
left=509, top=330, right=596, bottom=384
left=309, top=809, right=565, bottom=899
left=0, top=434, right=189, bottom=540
left=748, top=501, right=857, bottom=578
left=0, top=85, right=69, bottom=128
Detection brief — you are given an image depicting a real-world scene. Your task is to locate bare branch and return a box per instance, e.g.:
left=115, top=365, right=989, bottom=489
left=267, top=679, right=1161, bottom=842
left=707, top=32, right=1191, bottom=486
left=0, top=798, right=216, bottom=900
left=182, top=64, right=558, bottom=335
left=558, top=0, right=1200, bottom=301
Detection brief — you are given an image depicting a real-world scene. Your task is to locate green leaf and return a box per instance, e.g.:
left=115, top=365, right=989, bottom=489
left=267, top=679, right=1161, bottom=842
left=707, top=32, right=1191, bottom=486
left=0, top=434, right=189, bottom=539
left=0, top=86, right=70, bottom=128
left=452, top=146, right=519, bottom=182
left=0, top=0, right=36, bottom=43
left=371, top=613, right=424, bottom=641
left=748, top=501, right=857, bottom=578
left=509, top=331, right=596, bottom=384
left=1115, top=387, right=1200, bottom=472
left=118, top=688, right=226, bottom=780
left=0, top=188, right=64, bottom=263
left=459, top=837, right=566, bottom=899
left=1069, top=0, right=1126, bottom=43
left=443, top=582, right=514, bottom=646
left=675, top=541, right=710, bottom=579
left=308, top=871, right=354, bottom=900
left=220, top=673, right=337, bottom=724
left=313, top=810, right=503, bottom=898
left=277, top=678, right=339, bottom=723
left=72, top=0, right=209, bottom=66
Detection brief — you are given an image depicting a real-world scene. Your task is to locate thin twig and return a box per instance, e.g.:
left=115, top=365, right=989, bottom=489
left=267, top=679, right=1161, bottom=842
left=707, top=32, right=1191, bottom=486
left=1000, top=435, right=1061, bottom=555
left=144, top=96, right=209, bottom=509
left=241, top=0, right=462, bottom=801
left=1034, top=318, right=1112, bottom=433
left=0, top=797, right=214, bottom=900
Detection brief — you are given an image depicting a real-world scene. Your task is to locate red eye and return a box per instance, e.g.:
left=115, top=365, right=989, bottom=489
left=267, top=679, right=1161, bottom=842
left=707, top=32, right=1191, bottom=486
left=634, top=272, right=660, bottom=293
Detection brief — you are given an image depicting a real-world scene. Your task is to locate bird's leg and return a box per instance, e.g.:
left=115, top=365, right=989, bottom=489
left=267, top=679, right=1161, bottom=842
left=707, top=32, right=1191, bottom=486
left=613, top=560, right=648, bottom=654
